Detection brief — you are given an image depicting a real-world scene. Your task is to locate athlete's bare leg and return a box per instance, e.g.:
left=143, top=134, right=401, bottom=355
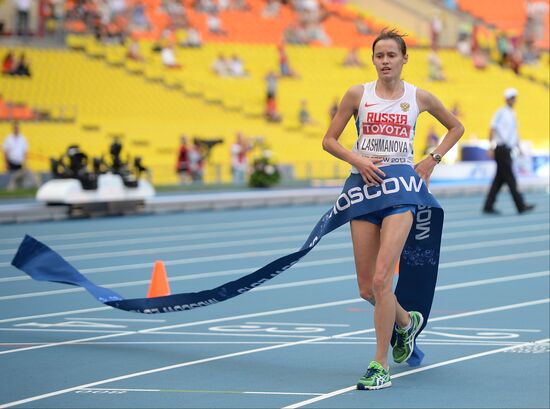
left=351, top=217, right=410, bottom=344
left=371, top=211, right=414, bottom=369
left=350, top=219, right=380, bottom=306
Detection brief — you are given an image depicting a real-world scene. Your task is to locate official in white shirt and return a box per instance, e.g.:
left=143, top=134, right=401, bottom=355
left=3, top=121, right=36, bottom=190
left=483, top=88, right=535, bottom=214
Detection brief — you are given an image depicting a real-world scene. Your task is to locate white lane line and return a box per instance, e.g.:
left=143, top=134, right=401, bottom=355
left=1, top=216, right=546, bottom=256
left=442, top=235, right=547, bottom=251
left=0, top=225, right=314, bottom=255
left=437, top=250, right=549, bottom=269
left=0, top=332, right=135, bottom=356
left=0, top=337, right=536, bottom=347
left=2, top=215, right=548, bottom=267
left=1, top=244, right=547, bottom=301
left=282, top=338, right=550, bottom=409
left=0, top=299, right=360, bottom=355
left=0, top=215, right=321, bottom=244
left=1, top=272, right=547, bottom=352
left=1, top=244, right=345, bottom=278
left=432, top=326, right=541, bottom=333
left=0, top=340, right=531, bottom=347
left=0, top=337, right=333, bottom=408
left=79, top=387, right=162, bottom=392
left=12, top=340, right=531, bottom=346
left=0, top=254, right=352, bottom=284
left=66, top=341, right=288, bottom=345
left=254, top=270, right=550, bottom=293
left=0, top=300, right=547, bottom=409
left=429, top=298, right=550, bottom=322
left=331, top=299, right=550, bottom=340
left=0, top=234, right=315, bottom=267
left=149, top=332, right=321, bottom=339
left=76, top=387, right=324, bottom=396
left=433, top=270, right=549, bottom=292
left=2, top=220, right=548, bottom=281
left=63, top=317, right=166, bottom=322
left=443, top=223, right=549, bottom=239
left=0, top=328, right=129, bottom=334
left=319, top=340, right=530, bottom=346
left=0, top=198, right=546, bottom=244
left=245, top=322, right=349, bottom=327
left=9, top=258, right=550, bottom=302
left=0, top=307, right=111, bottom=324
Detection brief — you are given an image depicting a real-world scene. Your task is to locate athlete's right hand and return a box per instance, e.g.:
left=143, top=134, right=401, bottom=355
left=355, top=157, right=385, bottom=186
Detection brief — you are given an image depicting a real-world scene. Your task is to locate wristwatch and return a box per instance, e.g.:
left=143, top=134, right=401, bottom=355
left=430, top=152, right=442, bottom=164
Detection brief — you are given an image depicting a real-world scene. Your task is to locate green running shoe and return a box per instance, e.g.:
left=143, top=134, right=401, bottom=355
left=356, top=361, right=392, bottom=390
left=393, top=311, right=424, bottom=363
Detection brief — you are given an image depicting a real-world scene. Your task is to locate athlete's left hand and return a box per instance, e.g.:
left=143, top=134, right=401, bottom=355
left=414, top=157, right=437, bottom=187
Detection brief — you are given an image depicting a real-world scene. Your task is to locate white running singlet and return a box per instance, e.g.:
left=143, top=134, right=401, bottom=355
left=351, top=80, right=419, bottom=173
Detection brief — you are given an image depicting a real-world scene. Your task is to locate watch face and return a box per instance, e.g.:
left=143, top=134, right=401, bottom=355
left=432, top=153, right=442, bottom=162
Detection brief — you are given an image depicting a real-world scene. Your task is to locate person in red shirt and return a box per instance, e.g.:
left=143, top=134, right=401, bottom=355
left=176, top=135, right=191, bottom=184
left=2, top=51, right=14, bottom=75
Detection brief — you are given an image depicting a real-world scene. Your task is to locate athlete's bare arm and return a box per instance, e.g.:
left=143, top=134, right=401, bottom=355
left=322, top=85, right=385, bottom=185
left=415, top=88, right=464, bottom=185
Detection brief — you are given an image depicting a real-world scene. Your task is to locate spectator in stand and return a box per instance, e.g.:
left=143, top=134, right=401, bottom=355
left=299, top=99, right=317, bottom=126
left=98, top=0, right=113, bottom=29
left=265, top=71, right=277, bottom=100
left=195, top=0, right=214, bottom=13
left=12, top=53, right=31, bottom=77
left=109, top=0, right=127, bottom=21
left=472, top=48, right=488, bottom=70
left=470, top=22, right=480, bottom=54
left=212, top=53, right=229, bottom=76
left=2, top=51, right=15, bottom=75
left=163, top=0, right=188, bottom=29
left=496, top=31, right=510, bottom=67
left=176, top=134, right=191, bottom=184
left=342, top=47, right=365, bottom=68
left=189, top=138, right=204, bottom=183
left=456, top=22, right=471, bottom=56
left=525, top=0, right=548, bottom=43
left=161, top=44, right=182, bottom=69
left=303, top=20, right=331, bottom=45
left=218, top=0, right=230, bottom=11
left=508, top=35, right=523, bottom=75
left=230, top=132, right=250, bottom=184
left=428, top=49, right=445, bottom=81
left=355, top=16, right=372, bottom=35
left=278, top=43, right=298, bottom=77
left=266, top=96, right=282, bottom=122
left=430, top=12, right=443, bottom=50
left=233, top=0, right=250, bottom=11
left=127, top=39, right=144, bottom=61
left=128, top=1, right=150, bottom=31
left=3, top=121, right=37, bottom=190
left=284, top=21, right=307, bottom=45
left=180, top=26, right=202, bottom=48
left=14, top=0, right=32, bottom=38
left=207, top=10, right=227, bottom=35
left=228, top=54, right=248, bottom=77
left=262, top=0, right=280, bottom=18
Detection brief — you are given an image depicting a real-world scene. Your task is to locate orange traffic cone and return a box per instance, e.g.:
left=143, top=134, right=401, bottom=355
left=146, top=260, right=171, bottom=298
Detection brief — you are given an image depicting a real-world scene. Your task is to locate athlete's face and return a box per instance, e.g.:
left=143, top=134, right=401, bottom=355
left=372, top=39, right=408, bottom=80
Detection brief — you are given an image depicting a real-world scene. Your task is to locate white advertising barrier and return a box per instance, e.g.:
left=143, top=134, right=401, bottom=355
left=36, top=173, right=155, bottom=205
